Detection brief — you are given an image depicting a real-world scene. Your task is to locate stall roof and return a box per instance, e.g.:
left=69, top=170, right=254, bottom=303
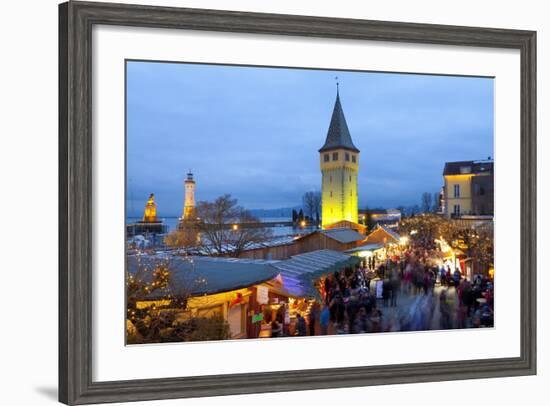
left=127, top=254, right=279, bottom=298
left=271, top=249, right=359, bottom=298
left=344, top=242, right=385, bottom=254
left=320, top=228, right=366, bottom=244
left=244, top=235, right=298, bottom=250
left=365, top=224, right=401, bottom=244
left=378, top=224, right=401, bottom=241
left=128, top=249, right=359, bottom=302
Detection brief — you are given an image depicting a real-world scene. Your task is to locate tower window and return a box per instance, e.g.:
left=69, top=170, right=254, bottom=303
left=352, top=155, right=356, bottom=163
left=454, top=184, right=460, bottom=198
left=332, top=152, right=338, bottom=161
left=324, top=153, right=329, bottom=162
left=345, top=152, right=350, bottom=161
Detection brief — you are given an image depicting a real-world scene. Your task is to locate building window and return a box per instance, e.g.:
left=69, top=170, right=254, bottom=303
left=349, top=175, right=352, bottom=182
left=332, top=152, right=338, bottom=161
left=345, top=152, right=350, bottom=161
left=352, top=155, right=356, bottom=163
left=324, top=153, right=329, bottom=162
left=330, top=191, right=332, bottom=197
left=453, top=204, right=460, bottom=216
left=454, top=184, right=460, bottom=198
left=350, top=190, right=352, bottom=196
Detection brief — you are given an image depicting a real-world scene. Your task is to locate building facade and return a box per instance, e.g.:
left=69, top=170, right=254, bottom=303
left=442, top=159, right=494, bottom=218
left=320, top=90, right=360, bottom=228
left=359, top=208, right=402, bottom=230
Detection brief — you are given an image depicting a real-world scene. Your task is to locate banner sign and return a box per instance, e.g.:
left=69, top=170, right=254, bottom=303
left=256, top=285, right=269, bottom=304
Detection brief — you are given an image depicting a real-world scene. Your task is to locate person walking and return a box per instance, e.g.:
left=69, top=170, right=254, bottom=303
left=295, top=313, right=307, bottom=336
left=453, top=268, right=462, bottom=287
left=440, top=266, right=447, bottom=286
left=271, top=319, right=282, bottom=337
left=308, top=302, right=319, bottom=336
left=390, top=273, right=400, bottom=307
left=320, top=306, right=330, bottom=335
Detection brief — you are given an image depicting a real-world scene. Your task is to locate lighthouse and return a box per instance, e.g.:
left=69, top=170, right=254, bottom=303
left=182, top=171, right=197, bottom=220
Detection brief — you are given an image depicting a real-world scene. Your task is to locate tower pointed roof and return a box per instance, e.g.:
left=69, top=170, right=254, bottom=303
left=319, top=90, right=359, bottom=153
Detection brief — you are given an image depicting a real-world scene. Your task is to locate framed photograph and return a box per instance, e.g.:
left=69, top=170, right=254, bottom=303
left=59, top=1, right=536, bottom=404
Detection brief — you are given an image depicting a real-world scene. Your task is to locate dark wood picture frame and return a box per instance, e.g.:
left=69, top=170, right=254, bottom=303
left=59, top=1, right=537, bottom=404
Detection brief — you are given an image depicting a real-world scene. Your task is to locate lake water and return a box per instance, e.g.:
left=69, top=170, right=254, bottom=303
left=126, top=217, right=317, bottom=237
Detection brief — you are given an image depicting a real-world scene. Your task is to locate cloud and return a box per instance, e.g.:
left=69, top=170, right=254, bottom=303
left=126, top=61, right=493, bottom=216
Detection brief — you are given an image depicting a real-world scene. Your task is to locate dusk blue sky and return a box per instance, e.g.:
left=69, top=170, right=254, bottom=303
left=126, top=61, right=493, bottom=217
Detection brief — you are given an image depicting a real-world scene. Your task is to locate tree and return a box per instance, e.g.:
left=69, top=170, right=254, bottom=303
left=126, top=255, right=231, bottom=344
left=399, top=214, right=494, bottom=273
left=292, top=209, right=298, bottom=223
left=468, top=228, right=494, bottom=273
left=164, top=227, right=198, bottom=249
left=126, top=255, right=171, bottom=318
left=302, top=191, right=322, bottom=225
left=362, top=206, right=377, bottom=232
left=421, top=192, right=432, bottom=213
left=409, top=204, right=421, bottom=216
left=302, top=191, right=315, bottom=219
left=432, top=192, right=440, bottom=213
left=312, top=192, right=322, bottom=226
left=298, top=209, right=304, bottom=222
left=195, top=194, right=272, bottom=257
left=399, top=213, right=445, bottom=249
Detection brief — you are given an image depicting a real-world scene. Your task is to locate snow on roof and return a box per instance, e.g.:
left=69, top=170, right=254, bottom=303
left=272, top=249, right=359, bottom=298
left=128, top=249, right=359, bottom=301
left=320, top=228, right=366, bottom=244
left=344, top=243, right=385, bottom=254
left=127, top=255, right=279, bottom=297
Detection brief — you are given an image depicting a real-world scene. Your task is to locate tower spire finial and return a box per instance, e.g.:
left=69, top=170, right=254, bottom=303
left=335, top=76, right=339, bottom=95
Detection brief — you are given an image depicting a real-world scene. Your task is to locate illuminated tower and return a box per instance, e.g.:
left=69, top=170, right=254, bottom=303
left=319, top=86, right=360, bottom=228
left=142, top=193, right=158, bottom=223
left=182, top=171, right=197, bottom=220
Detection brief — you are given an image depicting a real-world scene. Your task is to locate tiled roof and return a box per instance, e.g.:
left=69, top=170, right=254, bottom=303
left=319, top=92, right=359, bottom=153
left=443, top=160, right=494, bottom=176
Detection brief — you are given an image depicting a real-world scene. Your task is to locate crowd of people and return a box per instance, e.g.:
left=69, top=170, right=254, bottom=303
left=275, top=248, right=494, bottom=337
